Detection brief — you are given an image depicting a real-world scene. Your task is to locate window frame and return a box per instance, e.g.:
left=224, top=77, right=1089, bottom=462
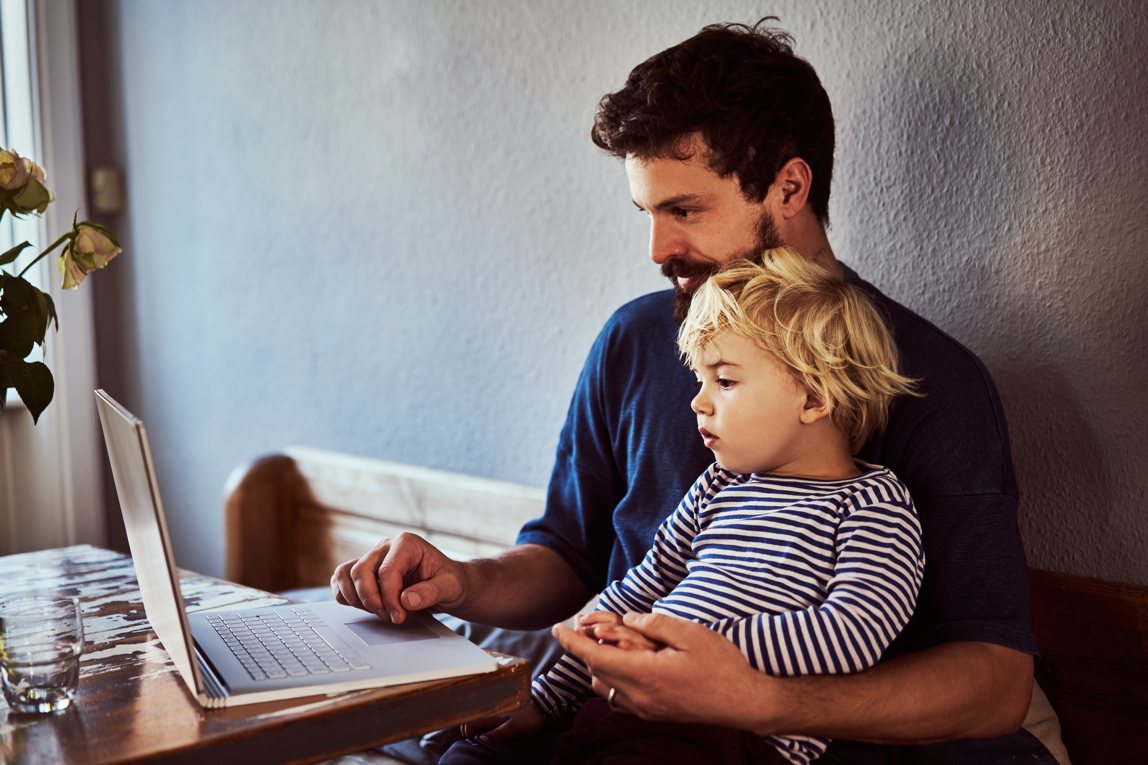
left=0, top=0, right=105, bottom=553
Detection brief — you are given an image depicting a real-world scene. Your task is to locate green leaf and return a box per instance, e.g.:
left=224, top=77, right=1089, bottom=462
left=2, top=273, right=52, bottom=316
left=0, top=276, right=50, bottom=354
left=0, top=240, right=30, bottom=267
left=0, top=273, right=36, bottom=312
left=0, top=314, right=42, bottom=357
left=8, top=359, right=53, bottom=423
left=42, top=291, right=58, bottom=331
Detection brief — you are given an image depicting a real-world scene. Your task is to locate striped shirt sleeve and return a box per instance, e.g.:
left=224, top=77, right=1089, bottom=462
left=530, top=466, right=715, bottom=720
left=714, top=484, right=924, bottom=677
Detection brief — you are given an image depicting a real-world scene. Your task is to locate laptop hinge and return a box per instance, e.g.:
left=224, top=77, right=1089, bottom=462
left=195, top=644, right=230, bottom=708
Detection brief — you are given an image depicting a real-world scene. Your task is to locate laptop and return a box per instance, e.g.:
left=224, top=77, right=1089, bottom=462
left=94, top=389, right=498, bottom=708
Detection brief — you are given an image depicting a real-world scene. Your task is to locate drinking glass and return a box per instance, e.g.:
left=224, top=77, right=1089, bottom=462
left=0, top=596, right=85, bottom=714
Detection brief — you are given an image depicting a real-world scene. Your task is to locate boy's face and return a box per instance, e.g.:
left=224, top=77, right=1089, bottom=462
left=690, top=331, right=814, bottom=476
left=625, top=137, right=782, bottom=320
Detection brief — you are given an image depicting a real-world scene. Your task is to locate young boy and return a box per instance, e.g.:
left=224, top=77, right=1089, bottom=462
left=469, top=249, right=924, bottom=764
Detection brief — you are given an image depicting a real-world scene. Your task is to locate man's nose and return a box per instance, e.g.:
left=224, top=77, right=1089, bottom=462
left=649, top=219, right=684, bottom=265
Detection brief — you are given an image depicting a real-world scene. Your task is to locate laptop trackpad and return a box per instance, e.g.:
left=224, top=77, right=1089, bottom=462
left=344, top=617, right=437, bottom=646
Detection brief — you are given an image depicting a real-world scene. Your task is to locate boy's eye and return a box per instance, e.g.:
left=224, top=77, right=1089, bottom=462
left=717, top=378, right=735, bottom=390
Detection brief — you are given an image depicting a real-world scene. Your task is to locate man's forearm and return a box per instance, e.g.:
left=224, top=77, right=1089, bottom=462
left=451, top=543, right=592, bottom=630
left=750, top=641, right=1034, bottom=743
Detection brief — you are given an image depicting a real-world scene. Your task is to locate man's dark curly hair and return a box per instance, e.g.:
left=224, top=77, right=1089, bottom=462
left=592, top=18, right=835, bottom=225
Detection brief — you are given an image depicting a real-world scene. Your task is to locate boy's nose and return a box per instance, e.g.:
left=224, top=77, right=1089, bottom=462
left=691, top=390, right=712, bottom=416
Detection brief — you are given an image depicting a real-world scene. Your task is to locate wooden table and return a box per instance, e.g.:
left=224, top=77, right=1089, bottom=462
left=0, top=546, right=529, bottom=764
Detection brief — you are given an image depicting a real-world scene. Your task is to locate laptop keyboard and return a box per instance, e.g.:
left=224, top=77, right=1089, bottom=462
left=207, top=608, right=370, bottom=681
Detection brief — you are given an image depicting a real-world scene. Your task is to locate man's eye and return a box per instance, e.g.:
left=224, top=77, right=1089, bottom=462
left=671, top=207, right=694, bottom=219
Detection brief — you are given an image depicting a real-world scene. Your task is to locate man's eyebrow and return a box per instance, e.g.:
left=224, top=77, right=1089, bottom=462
left=632, top=193, right=711, bottom=212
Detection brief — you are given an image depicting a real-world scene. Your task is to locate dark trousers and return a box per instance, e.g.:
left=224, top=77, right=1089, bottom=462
left=441, top=698, right=789, bottom=764
left=554, top=698, right=790, bottom=764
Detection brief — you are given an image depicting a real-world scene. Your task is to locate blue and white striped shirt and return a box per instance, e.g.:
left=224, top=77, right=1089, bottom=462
left=532, top=462, right=924, bottom=764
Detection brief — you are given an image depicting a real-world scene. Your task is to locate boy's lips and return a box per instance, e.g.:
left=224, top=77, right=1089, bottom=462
left=698, top=427, right=718, bottom=447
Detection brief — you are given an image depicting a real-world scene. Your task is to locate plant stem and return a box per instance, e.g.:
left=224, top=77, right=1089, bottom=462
left=16, top=232, right=70, bottom=279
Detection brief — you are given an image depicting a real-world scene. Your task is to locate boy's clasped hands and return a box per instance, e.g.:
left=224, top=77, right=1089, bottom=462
left=576, top=610, right=662, bottom=652
left=459, top=611, right=661, bottom=743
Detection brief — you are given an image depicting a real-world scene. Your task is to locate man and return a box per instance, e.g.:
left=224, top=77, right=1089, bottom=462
left=333, top=19, right=1061, bottom=764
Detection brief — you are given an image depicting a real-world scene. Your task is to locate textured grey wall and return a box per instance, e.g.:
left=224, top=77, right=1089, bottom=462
left=81, top=0, right=1148, bottom=584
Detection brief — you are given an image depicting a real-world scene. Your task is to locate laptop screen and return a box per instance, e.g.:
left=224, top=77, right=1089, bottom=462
left=95, top=389, right=204, bottom=695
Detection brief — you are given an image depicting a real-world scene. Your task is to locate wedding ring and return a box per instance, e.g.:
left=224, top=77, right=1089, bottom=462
left=607, top=686, right=618, bottom=708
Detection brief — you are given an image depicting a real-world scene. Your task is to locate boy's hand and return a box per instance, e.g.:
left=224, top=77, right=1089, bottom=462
left=576, top=611, right=661, bottom=651
left=459, top=702, right=546, bottom=744
left=575, top=610, right=624, bottom=635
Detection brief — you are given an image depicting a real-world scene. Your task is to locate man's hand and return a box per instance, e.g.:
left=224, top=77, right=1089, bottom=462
left=553, top=612, right=766, bottom=728
left=459, top=703, right=547, bottom=744
left=332, top=541, right=592, bottom=630
left=331, top=532, right=465, bottom=624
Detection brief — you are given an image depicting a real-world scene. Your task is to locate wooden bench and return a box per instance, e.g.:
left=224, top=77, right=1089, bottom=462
left=224, top=447, right=545, bottom=593
left=1029, top=571, right=1148, bottom=762
left=225, top=447, right=1148, bottom=764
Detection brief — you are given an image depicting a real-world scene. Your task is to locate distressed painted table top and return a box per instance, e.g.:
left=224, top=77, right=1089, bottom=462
left=0, top=546, right=528, bottom=765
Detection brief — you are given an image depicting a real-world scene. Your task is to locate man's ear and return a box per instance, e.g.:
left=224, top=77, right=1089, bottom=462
left=799, top=389, right=832, bottom=425
left=773, top=157, right=812, bottom=220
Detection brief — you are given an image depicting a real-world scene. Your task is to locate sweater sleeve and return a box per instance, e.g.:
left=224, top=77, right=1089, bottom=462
left=529, top=467, right=716, bottom=720
left=714, top=486, right=924, bottom=677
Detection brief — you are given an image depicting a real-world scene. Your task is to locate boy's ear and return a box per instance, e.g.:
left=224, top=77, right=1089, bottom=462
left=799, top=389, right=832, bottom=424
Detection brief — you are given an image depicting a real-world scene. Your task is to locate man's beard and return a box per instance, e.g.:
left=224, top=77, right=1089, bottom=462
left=665, top=209, right=783, bottom=323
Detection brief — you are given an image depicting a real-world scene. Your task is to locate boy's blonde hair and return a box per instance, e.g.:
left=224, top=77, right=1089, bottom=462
left=678, top=248, right=918, bottom=452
